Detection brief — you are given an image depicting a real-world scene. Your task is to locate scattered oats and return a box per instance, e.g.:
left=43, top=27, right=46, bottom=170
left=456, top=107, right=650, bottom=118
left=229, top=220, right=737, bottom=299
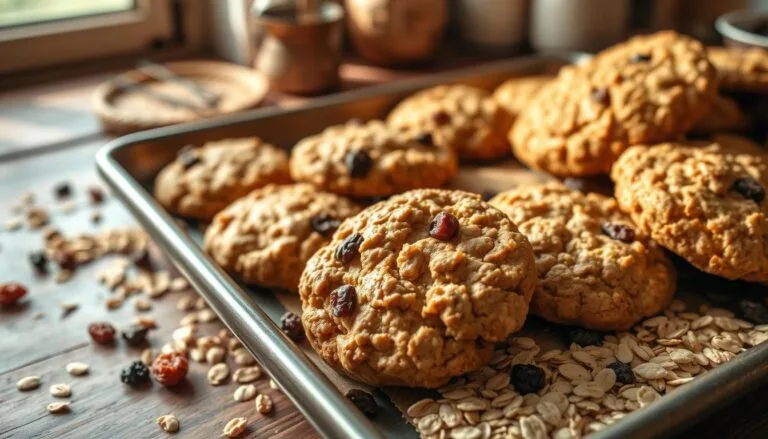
left=616, top=342, right=634, bottom=363
left=197, top=308, right=217, bottom=323
left=457, top=396, right=489, bottom=411
left=440, top=403, right=462, bottom=428
left=170, top=277, right=189, bottom=291
left=26, top=207, right=49, bottom=229
left=228, top=338, right=243, bottom=351
left=56, top=270, right=73, bottom=284
left=135, top=316, right=158, bottom=330
left=66, top=362, right=89, bottom=376
left=234, top=384, right=258, bottom=402
left=176, top=296, right=194, bottom=311
left=443, top=388, right=474, bottom=400
left=59, top=200, right=76, bottom=214
left=233, top=366, right=262, bottom=384
left=636, top=386, right=661, bottom=407
left=60, top=302, right=78, bottom=318
left=156, top=414, right=180, bottom=433
left=222, top=417, right=248, bottom=438
left=134, top=298, right=152, bottom=312
left=269, top=379, right=280, bottom=391
left=141, top=349, right=155, bottom=366
left=594, top=368, right=617, bottom=392
left=233, top=349, right=255, bottom=366
left=520, top=415, right=548, bottom=439
left=49, top=383, right=71, bottom=398
left=195, top=297, right=208, bottom=310
left=711, top=335, right=742, bottom=354
left=206, top=346, right=225, bottom=364
left=408, top=399, right=438, bottom=418
left=485, top=373, right=511, bottom=391
left=633, top=362, right=667, bottom=380
left=255, top=394, right=273, bottom=414
left=17, top=376, right=41, bottom=391
left=179, top=312, right=198, bottom=326
left=46, top=402, right=70, bottom=414
left=535, top=401, right=561, bottom=426
left=207, top=363, right=229, bottom=386
left=573, top=382, right=605, bottom=399
left=189, top=348, right=206, bottom=363
left=105, top=296, right=123, bottom=310
left=558, top=363, right=590, bottom=381
left=450, top=425, right=482, bottom=439
left=172, top=325, right=196, bottom=344
left=418, top=413, right=442, bottom=435
left=4, top=217, right=22, bottom=231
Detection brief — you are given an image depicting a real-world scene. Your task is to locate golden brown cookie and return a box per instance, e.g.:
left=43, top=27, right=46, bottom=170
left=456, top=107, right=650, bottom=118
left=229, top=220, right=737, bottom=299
left=511, top=31, right=717, bottom=177
left=490, top=183, right=676, bottom=331
left=299, top=189, right=536, bottom=387
left=690, top=94, right=748, bottom=135
left=492, top=75, right=553, bottom=118
left=204, top=184, right=360, bottom=292
left=612, top=141, right=768, bottom=282
left=387, top=84, right=513, bottom=160
left=154, top=138, right=291, bottom=221
left=708, top=46, right=768, bottom=92
left=289, top=120, right=458, bottom=198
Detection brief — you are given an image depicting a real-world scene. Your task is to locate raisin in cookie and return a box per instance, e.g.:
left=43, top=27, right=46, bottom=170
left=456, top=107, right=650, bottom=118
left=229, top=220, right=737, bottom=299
left=386, top=84, right=513, bottom=160
left=708, top=46, right=768, bottom=92
left=289, top=120, right=458, bottom=198
left=612, top=142, right=768, bottom=282
left=492, top=75, right=553, bottom=119
left=490, top=183, right=676, bottom=331
left=299, top=189, right=536, bottom=387
left=154, top=137, right=291, bottom=221
left=204, top=184, right=360, bottom=292
left=511, top=31, right=717, bottom=177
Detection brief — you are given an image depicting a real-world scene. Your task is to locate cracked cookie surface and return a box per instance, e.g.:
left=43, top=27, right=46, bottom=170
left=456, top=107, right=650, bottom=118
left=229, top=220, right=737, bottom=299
left=490, top=183, right=676, bottom=331
left=299, top=189, right=536, bottom=387
left=612, top=141, right=768, bottom=282
left=387, top=84, right=513, bottom=160
left=154, top=137, right=291, bottom=221
left=511, top=31, right=717, bottom=177
left=708, top=46, right=768, bottom=92
left=204, top=184, right=360, bottom=292
left=289, top=120, right=458, bottom=198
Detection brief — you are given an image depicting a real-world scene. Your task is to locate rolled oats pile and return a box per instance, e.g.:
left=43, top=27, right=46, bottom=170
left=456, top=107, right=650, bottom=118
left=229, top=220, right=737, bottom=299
left=407, top=299, right=768, bottom=439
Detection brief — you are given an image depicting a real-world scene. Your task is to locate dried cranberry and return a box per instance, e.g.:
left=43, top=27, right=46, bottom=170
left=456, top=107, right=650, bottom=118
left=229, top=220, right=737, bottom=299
left=330, top=285, right=357, bottom=317
left=177, top=145, right=201, bottom=170
left=55, top=250, right=77, bottom=271
left=0, top=283, right=27, bottom=307
left=346, top=389, right=378, bottom=417
left=121, top=325, right=150, bottom=347
left=280, top=312, right=304, bottom=341
left=310, top=214, right=340, bottom=238
left=29, top=251, right=48, bottom=274
left=739, top=300, right=768, bottom=324
left=429, top=211, right=460, bottom=241
left=151, top=352, right=189, bottom=386
left=630, top=53, right=652, bottom=63
left=414, top=133, right=434, bottom=146
left=432, top=110, right=451, bottom=126
left=345, top=150, right=373, bottom=178
left=335, top=233, right=364, bottom=264
left=601, top=223, right=636, bottom=243
left=88, top=322, right=116, bottom=344
left=54, top=182, right=72, bottom=199
left=566, top=327, right=604, bottom=346
left=88, top=186, right=105, bottom=204
left=591, top=87, right=611, bottom=106
left=121, top=360, right=151, bottom=386
left=608, top=360, right=635, bottom=385
left=510, top=364, right=545, bottom=395
left=732, top=177, right=765, bottom=203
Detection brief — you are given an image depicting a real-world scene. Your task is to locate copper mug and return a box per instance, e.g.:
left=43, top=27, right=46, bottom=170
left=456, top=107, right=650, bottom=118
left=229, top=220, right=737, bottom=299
left=251, top=1, right=344, bottom=94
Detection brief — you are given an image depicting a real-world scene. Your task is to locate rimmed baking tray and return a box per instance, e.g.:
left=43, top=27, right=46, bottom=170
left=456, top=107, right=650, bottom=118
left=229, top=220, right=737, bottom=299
left=96, top=54, right=768, bottom=439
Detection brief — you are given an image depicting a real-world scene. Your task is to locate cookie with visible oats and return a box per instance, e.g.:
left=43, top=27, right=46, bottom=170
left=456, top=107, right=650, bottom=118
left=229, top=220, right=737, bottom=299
left=289, top=120, right=458, bottom=198
left=387, top=84, right=513, bottom=160
left=708, top=46, right=768, bottom=92
left=299, top=189, right=536, bottom=387
left=492, top=75, right=553, bottom=119
left=511, top=31, right=717, bottom=177
left=490, top=182, right=676, bottom=331
left=204, top=184, right=360, bottom=292
left=612, top=141, right=768, bottom=282
left=154, top=137, right=291, bottom=221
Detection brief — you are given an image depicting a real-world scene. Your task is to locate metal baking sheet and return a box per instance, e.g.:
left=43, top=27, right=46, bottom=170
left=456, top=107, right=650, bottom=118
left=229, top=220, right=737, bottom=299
left=96, top=54, right=768, bottom=439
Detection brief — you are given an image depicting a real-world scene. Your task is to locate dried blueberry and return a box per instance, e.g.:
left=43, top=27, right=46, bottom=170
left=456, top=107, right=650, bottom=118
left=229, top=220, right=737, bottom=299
left=429, top=211, right=460, bottom=241
left=566, top=327, right=604, bottom=346
left=330, top=285, right=357, bottom=317
left=432, top=110, right=451, bottom=126
left=608, top=360, right=635, bottom=385
left=335, top=233, right=364, bottom=264
left=601, top=223, right=636, bottom=243
left=630, top=53, right=652, bottom=63
left=54, top=182, right=72, bottom=199
left=481, top=190, right=497, bottom=202
left=414, top=133, right=434, bottom=146
left=509, top=364, right=545, bottom=395
left=121, top=325, right=150, bottom=347
left=591, top=87, right=611, bottom=106
left=739, top=299, right=768, bottom=324
left=121, top=360, right=151, bottom=386
left=280, top=312, right=304, bottom=341
left=29, top=251, right=48, bottom=274
left=345, top=150, right=373, bottom=178
left=732, top=177, right=765, bottom=203
left=310, top=214, right=340, bottom=238
left=346, top=389, right=378, bottom=417
left=177, top=145, right=201, bottom=170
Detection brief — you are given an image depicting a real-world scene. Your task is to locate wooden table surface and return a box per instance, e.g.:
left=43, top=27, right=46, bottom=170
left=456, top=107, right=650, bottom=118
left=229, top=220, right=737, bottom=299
left=2, top=52, right=768, bottom=439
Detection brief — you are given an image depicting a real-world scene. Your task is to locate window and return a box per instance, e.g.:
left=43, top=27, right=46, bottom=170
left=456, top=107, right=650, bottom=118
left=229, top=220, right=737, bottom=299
left=0, top=0, right=207, bottom=75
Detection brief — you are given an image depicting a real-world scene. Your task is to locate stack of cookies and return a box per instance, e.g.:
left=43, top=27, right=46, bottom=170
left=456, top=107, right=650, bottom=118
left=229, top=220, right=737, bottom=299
left=152, top=31, right=768, bottom=393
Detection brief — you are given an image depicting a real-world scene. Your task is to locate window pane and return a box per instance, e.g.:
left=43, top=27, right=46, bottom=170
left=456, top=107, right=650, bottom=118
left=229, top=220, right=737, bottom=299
left=0, top=0, right=136, bottom=29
